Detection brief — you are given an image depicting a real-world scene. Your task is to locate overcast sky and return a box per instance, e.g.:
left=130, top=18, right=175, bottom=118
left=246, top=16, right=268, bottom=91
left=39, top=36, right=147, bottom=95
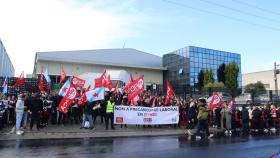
left=0, top=0, right=280, bottom=76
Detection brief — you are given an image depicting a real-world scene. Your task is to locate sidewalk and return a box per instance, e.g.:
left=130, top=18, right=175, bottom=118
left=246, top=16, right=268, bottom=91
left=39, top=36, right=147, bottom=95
left=0, top=123, right=223, bottom=141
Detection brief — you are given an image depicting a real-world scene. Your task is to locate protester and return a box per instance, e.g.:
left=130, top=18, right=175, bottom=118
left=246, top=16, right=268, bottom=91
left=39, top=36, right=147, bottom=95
left=15, top=94, right=25, bottom=135
left=271, top=105, right=277, bottom=129
left=81, top=101, right=94, bottom=130
left=187, top=101, right=196, bottom=129
left=195, top=98, right=213, bottom=140
left=120, top=96, right=128, bottom=128
left=252, top=106, right=262, bottom=132
left=23, top=93, right=31, bottom=129
left=29, top=94, right=43, bottom=131
left=105, top=96, right=115, bottom=130
left=213, top=106, right=221, bottom=128
left=241, top=105, right=250, bottom=133
left=220, top=103, right=232, bottom=135
left=263, top=104, right=271, bottom=133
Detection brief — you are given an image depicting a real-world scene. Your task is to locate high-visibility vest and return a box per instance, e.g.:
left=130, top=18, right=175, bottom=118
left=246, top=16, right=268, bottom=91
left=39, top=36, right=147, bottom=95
left=106, top=101, right=115, bottom=113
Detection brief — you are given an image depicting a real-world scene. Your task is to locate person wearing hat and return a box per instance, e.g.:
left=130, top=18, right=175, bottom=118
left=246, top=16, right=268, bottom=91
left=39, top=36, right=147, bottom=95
left=195, top=98, right=213, bottom=140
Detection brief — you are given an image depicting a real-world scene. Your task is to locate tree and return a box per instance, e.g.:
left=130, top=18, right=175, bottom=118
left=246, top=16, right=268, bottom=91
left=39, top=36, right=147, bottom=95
left=244, top=81, right=266, bottom=104
left=204, top=81, right=225, bottom=91
left=217, top=63, right=226, bottom=83
left=224, top=62, right=239, bottom=97
left=203, top=69, right=214, bottom=86
left=197, top=70, right=204, bottom=90
left=244, top=81, right=266, bottom=94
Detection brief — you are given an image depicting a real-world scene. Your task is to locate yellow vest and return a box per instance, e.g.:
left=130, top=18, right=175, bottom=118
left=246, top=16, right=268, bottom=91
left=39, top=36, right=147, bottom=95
left=106, top=101, right=115, bottom=113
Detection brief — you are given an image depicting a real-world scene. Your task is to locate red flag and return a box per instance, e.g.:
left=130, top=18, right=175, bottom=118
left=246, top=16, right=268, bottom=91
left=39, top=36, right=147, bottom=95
left=228, top=98, right=235, bottom=111
left=123, top=74, right=135, bottom=93
left=127, top=75, right=144, bottom=101
left=106, top=74, right=113, bottom=91
left=95, top=70, right=107, bottom=88
left=78, top=85, right=91, bottom=107
left=165, top=81, right=175, bottom=106
left=59, top=67, right=66, bottom=84
left=71, top=76, right=85, bottom=89
left=130, top=95, right=141, bottom=106
left=58, top=84, right=78, bottom=113
left=113, top=81, right=119, bottom=95
left=13, top=71, right=25, bottom=88
left=38, top=74, right=44, bottom=93
left=210, top=92, right=224, bottom=110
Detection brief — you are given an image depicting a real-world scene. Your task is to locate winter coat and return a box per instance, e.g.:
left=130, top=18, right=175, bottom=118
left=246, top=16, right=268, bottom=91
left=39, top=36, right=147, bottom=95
left=252, top=109, right=262, bottom=120
left=197, top=105, right=209, bottom=121
left=241, top=108, right=249, bottom=121
left=188, top=105, right=197, bottom=120
left=30, top=98, right=43, bottom=113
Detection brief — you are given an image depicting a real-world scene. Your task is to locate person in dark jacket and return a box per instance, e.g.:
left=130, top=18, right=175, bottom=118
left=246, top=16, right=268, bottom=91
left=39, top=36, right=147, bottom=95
left=23, top=93, right=31, bottom=129
left=29, top=94, right=43, bottom=131
left=187, top=101, right=197, bottom=129
left=214, top=106, right=221, bottom=128
left=263, top=104, right=271, bottom=132
left=241, top=105, right=250, bottom=133
left=252, top=106, right=262, bottom=131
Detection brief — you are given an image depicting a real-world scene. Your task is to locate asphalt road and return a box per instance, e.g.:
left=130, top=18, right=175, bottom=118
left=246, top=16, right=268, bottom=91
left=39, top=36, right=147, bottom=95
left=0, top=134, right=279, bottom=158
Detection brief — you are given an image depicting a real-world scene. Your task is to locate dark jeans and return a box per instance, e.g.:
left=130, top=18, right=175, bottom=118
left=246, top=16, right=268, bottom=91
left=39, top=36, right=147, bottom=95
left=242, top=119, right=249, bottom=132
left=188, top=118, right=196, bottom=129
left=196, top=120, right=210, bottom=136
left=30, top=113, right=40, bottom=129
left=214, top=115, right=220, bottom=127
left=57, top=111, right=64, bottom=125
left=105, top=112, right=114, bottom=129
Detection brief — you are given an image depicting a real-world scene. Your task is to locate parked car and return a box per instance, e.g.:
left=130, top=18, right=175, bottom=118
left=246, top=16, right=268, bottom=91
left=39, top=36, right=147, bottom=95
left=235, top=93, right=261, bottom=105
left=258, top=94, right=270, bottom=103
left=272, top=95, right=280, bottom=103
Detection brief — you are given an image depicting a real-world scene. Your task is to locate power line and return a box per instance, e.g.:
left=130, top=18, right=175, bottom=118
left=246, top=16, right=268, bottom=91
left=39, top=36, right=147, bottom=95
left=161, top=0, right=280, bottom=31
left=198, top=0, right=280, bottom=24
left=231, top=0, right=280, bottom=16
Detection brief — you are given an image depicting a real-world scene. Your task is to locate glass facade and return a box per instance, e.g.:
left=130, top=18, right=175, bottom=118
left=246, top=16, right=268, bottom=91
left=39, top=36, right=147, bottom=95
left=0, top=40, right=14, bottom=77
left=163, top=46, right=242, bottom=95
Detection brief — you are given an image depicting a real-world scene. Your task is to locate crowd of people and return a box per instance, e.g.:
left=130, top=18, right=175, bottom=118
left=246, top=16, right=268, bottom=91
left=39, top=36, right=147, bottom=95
left=1, top=90, right=280, bottom=137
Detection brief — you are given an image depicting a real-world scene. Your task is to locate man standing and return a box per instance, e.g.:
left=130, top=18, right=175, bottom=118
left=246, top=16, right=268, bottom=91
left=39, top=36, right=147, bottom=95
left=241, top=105, right=249, bottom=133
left=195, top=98, right=213, bottom=140
left=23, top=93, right=31, bottom=130
left=15, top=94, right=25, bottom=135
left=105, top=96, right=115, bottom=130
left=81, top=101, right=94, bottom=130
left=29, top=94, right=43, bottom=131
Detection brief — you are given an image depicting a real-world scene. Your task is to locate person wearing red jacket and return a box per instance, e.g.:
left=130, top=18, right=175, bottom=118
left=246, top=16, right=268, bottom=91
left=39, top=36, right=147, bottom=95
left=271, top=105, right=277, bottom=129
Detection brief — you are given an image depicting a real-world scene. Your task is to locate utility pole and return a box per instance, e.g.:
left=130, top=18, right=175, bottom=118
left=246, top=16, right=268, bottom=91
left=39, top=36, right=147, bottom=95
left=274, top=62, right=280, bottom=96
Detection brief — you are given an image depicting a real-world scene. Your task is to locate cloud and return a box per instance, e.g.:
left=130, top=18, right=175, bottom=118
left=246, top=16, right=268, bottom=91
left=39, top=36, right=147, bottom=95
left=0, top=0, right=146, bottom=75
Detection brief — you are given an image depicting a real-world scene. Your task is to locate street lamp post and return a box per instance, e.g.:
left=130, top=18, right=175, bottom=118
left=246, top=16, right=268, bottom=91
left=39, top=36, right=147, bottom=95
left=274, top=62, right=280, bottom=96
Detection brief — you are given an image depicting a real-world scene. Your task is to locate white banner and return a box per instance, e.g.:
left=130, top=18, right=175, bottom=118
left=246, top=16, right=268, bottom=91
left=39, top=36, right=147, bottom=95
left=114, top=106, right=179, bottom=125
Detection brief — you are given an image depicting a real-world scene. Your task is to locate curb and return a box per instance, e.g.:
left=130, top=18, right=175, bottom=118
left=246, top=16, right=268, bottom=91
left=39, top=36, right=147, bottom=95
left=0, top=130, right=187, bottom=141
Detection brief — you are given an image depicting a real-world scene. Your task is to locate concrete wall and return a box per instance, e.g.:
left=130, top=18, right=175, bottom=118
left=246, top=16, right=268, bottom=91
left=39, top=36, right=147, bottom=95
left=242, top=70, right=280, bottom=91
left=35, top=60, right=163, bottom=86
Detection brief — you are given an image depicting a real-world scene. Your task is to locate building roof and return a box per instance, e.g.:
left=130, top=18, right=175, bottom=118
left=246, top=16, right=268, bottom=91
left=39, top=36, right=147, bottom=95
left=243, top=69, right=274, bottom=75
left=35, top=48, right=166, bottom=70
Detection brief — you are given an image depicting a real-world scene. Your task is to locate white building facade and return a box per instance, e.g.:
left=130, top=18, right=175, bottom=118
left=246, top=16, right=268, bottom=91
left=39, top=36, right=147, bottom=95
left=33, top=48, right=165, bottom=91
left=242, top=70, right=279, bottom=91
